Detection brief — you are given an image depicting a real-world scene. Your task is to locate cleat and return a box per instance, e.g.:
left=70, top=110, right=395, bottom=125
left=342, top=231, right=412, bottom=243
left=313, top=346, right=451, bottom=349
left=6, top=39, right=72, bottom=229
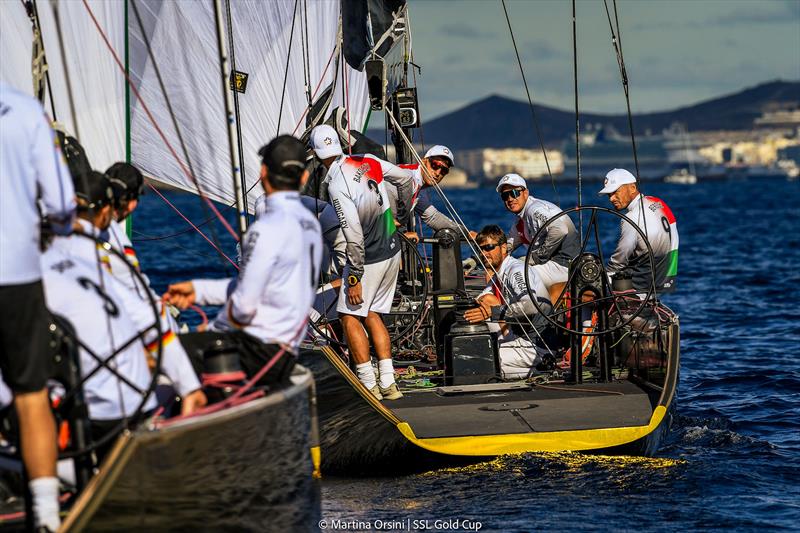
left=369, top=385, right=383, bottom=401
left=379, top=383, right=403, bottom=400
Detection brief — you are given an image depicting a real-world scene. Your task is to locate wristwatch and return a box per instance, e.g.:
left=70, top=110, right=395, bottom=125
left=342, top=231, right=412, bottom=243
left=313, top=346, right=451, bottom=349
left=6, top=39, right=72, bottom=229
left=347, top=274, right=360, bottom=287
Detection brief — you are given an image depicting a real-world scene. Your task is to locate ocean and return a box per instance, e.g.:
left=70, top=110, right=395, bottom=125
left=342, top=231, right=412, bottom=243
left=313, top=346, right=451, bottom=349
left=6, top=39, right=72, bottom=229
left=134, top=177, right=800, bottom=532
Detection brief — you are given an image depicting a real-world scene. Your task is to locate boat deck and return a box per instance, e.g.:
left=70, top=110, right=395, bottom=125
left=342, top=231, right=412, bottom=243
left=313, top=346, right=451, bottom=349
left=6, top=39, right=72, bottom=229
left=390, top=380, right=653, bottom=438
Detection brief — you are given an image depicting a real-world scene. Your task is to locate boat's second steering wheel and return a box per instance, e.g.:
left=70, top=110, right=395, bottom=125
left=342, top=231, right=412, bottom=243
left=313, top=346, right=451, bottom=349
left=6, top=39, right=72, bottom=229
left=523, top=206, right=657, bottom=336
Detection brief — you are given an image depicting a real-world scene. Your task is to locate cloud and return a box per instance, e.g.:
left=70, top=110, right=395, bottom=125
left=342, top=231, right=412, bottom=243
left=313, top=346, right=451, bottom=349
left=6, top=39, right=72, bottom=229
left=522, top=39, right=566, bottom=61
left=439, top=23, right=495, bottom=40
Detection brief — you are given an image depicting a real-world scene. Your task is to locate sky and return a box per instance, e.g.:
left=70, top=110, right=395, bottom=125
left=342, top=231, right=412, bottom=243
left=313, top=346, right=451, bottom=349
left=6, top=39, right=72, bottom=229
left=407, top=0, right=800, bottom=120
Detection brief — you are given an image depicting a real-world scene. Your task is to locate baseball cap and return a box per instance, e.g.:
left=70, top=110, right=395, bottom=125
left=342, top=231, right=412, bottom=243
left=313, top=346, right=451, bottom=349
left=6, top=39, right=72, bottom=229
left=495, top=173, right=527, bottom=192
left=74, top=170, right=114, bottom=210
left=309, top=124, right=343, bottom=159
left=598, top=168, right=637, bottom=194
left=424, top=145, right=454, bottom=166
left=258, top=135, right=307, bottom=189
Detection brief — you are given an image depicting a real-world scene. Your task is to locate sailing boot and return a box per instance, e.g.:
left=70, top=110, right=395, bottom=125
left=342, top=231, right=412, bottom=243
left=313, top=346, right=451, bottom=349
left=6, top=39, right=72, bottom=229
left=379, top=382, right=403, bottom=400
left=369, top=385, right=384, bottom=401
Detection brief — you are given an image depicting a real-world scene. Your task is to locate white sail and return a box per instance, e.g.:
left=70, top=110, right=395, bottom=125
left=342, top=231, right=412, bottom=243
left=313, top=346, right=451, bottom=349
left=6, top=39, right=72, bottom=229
left=1, top=0, right=369, bottom=210
left=0, top=0, right=126, bottom=173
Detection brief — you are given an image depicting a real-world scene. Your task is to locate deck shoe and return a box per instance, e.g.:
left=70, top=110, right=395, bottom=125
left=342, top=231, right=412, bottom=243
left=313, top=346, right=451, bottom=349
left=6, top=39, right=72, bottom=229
left=379, top=383, right=404, bottom=400
left=369, top=385, right=383, bottom=401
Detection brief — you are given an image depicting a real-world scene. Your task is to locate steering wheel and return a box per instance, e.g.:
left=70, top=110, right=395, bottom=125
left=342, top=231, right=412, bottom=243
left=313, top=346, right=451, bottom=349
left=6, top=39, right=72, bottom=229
left=523, top=206, right=657, bottom=336
left=50, top=232, right=163, bottom=460
left=309, top=232, right=430, bottom=347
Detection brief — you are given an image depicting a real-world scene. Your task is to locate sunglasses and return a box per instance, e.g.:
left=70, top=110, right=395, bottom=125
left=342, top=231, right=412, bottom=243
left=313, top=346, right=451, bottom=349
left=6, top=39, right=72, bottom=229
left=500, top=188, right=525, bottom=201
left=479, top=242, right=501, bottom=252
left=430, top=160, right=450, bottom=175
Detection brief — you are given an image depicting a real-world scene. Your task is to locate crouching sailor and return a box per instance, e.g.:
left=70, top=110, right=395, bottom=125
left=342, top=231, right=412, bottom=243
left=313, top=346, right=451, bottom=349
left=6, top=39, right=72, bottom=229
left=42, top=175, right=207, bottom=456
left=464, top=225, right=555, bottom=379
left=164, top=136, right=323, bottom=383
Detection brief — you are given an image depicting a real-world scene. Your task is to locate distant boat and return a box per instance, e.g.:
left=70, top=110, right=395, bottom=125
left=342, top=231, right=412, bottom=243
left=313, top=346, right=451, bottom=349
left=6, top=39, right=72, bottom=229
left=776, top=159, right=800, bottom=180
left=664, top=168, right=697, bottom=184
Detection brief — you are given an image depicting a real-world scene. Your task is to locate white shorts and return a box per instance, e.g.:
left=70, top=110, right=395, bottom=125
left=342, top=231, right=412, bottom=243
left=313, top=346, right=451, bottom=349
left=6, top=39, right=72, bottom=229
left=337, top=253, right=401, bottom=318
left=531, top=261, right=568, bottom=289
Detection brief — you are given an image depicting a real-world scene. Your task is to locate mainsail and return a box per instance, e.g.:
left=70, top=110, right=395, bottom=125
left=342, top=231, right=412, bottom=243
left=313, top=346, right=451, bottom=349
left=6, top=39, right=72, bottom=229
left=0, top=0, right=371, bottom=209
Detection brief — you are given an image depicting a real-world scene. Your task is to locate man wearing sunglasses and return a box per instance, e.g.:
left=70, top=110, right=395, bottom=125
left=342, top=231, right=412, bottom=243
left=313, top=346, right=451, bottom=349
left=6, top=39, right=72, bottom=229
left=385, top=145, right=474, bottom=239
left=497, top=173, right=580, bottom=304
left=464, top=225, right=554, bottom=378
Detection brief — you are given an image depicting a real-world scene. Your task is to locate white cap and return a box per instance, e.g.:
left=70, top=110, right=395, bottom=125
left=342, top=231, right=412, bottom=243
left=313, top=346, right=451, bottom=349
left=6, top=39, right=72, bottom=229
left=310, top=124, right=343, bottom=159
left=598, top=168, right=637, bottom=194
left=424, top=145, right=454, bottom=165
left=496, top=173, right=527, bottom=192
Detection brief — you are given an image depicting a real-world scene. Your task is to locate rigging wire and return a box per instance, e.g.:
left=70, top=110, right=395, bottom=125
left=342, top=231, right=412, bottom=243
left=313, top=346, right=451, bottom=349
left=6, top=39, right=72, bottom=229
left=50, top=1, right=79, bottom=141
left=500, top=0, right=559, bottom=207
left=386, top=111, right=554, bottom=356
left=571, top=0, right=582, bottom=239
left=81, top=0, right=241, bottom=244
left=128, top=0, right=228, bottom=264
left=276, top=0, right=300, bottom=135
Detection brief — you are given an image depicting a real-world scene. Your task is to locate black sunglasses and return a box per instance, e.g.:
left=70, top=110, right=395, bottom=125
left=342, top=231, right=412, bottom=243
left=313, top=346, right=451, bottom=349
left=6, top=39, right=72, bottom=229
left=479, top=242, right=500, bottom=252
left=500, top=188, right=525, bottom=201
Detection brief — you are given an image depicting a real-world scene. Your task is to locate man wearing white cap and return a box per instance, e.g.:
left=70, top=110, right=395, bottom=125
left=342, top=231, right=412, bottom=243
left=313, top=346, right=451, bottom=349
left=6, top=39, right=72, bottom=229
left=598, top=169, right=679, bottom=293
left=497, top=173, right=580, bottom=303
left=309, top=124, right=414, bottom=401
left=384, top=145, right=469, bottom=236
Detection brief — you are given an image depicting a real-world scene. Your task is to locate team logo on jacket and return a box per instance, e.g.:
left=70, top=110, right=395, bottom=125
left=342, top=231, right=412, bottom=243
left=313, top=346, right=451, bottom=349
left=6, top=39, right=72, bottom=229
left=353, top=163, right=370, bottom=183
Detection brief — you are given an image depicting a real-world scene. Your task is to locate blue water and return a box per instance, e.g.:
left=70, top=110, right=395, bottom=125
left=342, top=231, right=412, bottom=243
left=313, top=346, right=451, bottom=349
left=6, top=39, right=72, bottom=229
left=133, top=178, right=800, bottom=532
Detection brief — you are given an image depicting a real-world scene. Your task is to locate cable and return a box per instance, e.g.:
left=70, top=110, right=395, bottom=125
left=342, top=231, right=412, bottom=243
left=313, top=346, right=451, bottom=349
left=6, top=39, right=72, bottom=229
left=500, top=0, right=559, bottom=206
left=277, top=0, right=300, bottom=135
left=224, top=0, right=248, bottom=221
left=571, top=0, right=582, bottom=238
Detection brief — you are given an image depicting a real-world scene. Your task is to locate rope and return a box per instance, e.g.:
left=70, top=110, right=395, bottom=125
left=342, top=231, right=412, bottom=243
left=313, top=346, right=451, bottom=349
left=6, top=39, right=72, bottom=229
left=386, top=112, right=555, bottom=356
left=571, top=0, right=582, bottom=238
left=224, top=0, right=248, bottom=220
left=276, top=0, right=300, bottom=135
left=82, top=0, right=241, bottom=244
left=500, top=0, right=559, bottom=206
left=291, top=44, right=338, bottom=136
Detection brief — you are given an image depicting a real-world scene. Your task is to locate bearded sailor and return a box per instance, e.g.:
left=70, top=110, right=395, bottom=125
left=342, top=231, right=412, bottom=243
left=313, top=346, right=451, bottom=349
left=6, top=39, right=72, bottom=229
left=164, top=136, right=323, bottom=383
left=310, top=124, right=410, bottom=401
left=598, top=168, right=679, bottom=294
left=105, top=162, right=147, bottom=294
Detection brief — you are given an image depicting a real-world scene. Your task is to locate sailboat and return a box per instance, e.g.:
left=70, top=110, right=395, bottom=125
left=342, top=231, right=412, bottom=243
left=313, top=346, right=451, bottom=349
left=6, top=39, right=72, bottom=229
left=0, top=0, right=379, bottom=527
left=298, top=1, right=680, bottom=474
left=664, top=124, right=698, bottom=184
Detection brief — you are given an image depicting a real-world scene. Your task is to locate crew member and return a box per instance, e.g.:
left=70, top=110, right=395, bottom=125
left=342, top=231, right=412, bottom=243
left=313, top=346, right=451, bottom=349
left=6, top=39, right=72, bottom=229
left=163, top=135, right=323, bottom=382
left=105, top=162, right=146, bottom=294
left=497, top=173, right=580, bottom=303
left=598, top=168, right=679, bottom=294
left=384, top=145, right=474, bottom=238
left=0, top=82, right=75, bottom=532
left=464, top=225, right=554, bottom=379
left=43, top=198, right=207, bottom=459
left=310, top=124, right=408, bottom=401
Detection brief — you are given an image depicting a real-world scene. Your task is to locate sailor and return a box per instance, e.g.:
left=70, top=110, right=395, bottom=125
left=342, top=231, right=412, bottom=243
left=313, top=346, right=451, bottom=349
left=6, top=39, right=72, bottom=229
left=42, top=174, right=206, bottom=432
left=105, top=162, right=146, bottom=293
left=598, top=168, right=679, bottom=294
left=384, top=145, right=475, bottom=239
left=163, top=135, right=323, bottom=380
left=0, top=82, right=75, bottom=532
left=497, top=173, right=580, bottom=303
left=464, top=225, right=554, bottom=379
left=309, top=124, right=407, bottom=401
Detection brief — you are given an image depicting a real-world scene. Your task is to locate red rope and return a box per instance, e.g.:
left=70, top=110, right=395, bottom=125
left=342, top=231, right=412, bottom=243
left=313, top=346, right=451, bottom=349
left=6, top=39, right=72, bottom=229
left=81, top=0, right=240, bottom=243
left=147, top=183, right=239, bottom=269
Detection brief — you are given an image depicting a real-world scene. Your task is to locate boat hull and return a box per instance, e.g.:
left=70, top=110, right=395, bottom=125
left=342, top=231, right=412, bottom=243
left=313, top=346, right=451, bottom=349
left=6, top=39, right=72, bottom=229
left=62, top=366, right=321, bottom=532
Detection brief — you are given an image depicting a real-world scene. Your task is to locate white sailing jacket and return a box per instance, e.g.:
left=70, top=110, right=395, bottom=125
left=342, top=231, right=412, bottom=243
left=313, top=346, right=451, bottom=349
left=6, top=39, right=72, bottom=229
left=507, top=197, right=580, bottom=268
left=42, top=235, right=200, bottom=420
left=0, top=83, right=75, bottom=284
left=194, top=191, right=323, bottom=350
left=479, top=256, right=553, bottom=326
left=384, top=163, right=460, bottom=232
left=608, top=194, right=679, bottom=293
left=325, top=154, right=406, bottom=278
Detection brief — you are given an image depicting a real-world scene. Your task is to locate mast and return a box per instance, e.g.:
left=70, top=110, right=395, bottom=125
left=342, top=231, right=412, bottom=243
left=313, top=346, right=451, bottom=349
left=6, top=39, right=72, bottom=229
left=212, top=0, right=247, bottom=237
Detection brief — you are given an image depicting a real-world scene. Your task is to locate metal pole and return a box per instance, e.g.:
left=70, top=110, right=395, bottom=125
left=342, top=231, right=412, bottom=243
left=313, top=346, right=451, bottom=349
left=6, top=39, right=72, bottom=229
left=212, top=0, right=247, bottom=237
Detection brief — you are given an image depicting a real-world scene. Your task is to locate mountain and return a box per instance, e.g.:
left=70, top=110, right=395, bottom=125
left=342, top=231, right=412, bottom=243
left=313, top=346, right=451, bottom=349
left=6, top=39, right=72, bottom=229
left=411, top=80, right=800, bottom=150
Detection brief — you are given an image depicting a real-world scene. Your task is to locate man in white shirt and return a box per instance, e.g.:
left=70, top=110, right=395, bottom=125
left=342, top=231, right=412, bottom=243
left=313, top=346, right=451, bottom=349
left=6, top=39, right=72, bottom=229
left=464, top=225, right=554, bottom=379
left=598, top=168, right=679, bottom=294
left=309, top=125, right=410, bottom=400
left=105, top=162, right=146, bottom=294
left=164, top=136, right=322, bottom=385
left=497, top=173, right=580, bottom=304
left=0, top=83, right=76, bottom=531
